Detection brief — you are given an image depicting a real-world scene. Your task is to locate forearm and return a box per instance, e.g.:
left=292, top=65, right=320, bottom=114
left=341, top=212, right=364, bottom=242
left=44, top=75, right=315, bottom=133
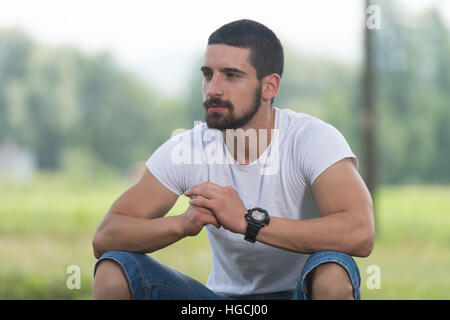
left=92, top=212, right=184, bottom=259
left=255, top=210, right=374, bottom=257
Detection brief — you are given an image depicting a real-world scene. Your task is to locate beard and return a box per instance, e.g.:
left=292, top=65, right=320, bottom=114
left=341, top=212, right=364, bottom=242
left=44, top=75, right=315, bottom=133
left=203, top=83, right=262, bottom=130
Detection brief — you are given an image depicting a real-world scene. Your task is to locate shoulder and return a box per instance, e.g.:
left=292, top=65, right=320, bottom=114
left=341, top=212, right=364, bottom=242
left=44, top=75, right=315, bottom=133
left=150, top=122, right=226, bottom=168
left=156, top=122, right=210, bottom=154
left=145, top=122, right=211, bottom=195
left=276, top=107, right=357, bottom=183
left=275, top=107, right=337, bottom=143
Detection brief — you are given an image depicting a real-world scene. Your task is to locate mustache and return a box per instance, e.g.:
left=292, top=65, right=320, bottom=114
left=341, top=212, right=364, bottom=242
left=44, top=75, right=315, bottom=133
left=203, top=98, right=233, bottom=109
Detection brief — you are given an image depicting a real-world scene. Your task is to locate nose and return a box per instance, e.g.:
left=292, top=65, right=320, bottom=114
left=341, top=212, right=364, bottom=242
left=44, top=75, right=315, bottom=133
left=204, top=74, right=224, bottom=99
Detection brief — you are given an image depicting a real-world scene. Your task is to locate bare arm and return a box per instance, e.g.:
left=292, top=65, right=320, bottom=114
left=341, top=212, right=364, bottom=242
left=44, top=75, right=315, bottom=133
left=255, top=158, right=375, bottom=256
left=186, top=158, right=375, bottom=257
left=92, top=169, right=219, bottom=259
left=251, top=159, right=374, bottom=256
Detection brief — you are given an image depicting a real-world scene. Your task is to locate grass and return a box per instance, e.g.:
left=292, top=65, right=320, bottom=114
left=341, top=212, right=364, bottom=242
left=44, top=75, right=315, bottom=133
left=1, top=173, right=449, bottom=299
left=357, top=185, right=450, bottom=299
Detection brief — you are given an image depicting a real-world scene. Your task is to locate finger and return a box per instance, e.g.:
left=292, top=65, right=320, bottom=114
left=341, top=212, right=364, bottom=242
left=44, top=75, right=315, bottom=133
left=195, top=205, right=215, bottom=216
left=184, top=182, right=222, bottom=199
left=185, top=185, right=214, bottom=198
left=189, top=195, right=215, bottom=211
left=202, top=214, right=221, bottom=229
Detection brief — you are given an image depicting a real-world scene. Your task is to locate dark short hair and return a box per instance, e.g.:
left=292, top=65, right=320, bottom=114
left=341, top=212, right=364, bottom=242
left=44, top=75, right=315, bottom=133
left=207, top=19, right=284, bottom=81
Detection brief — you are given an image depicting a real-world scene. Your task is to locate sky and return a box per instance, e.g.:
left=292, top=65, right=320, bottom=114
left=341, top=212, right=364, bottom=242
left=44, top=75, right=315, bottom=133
left=1, top=0, right=449, bottom=95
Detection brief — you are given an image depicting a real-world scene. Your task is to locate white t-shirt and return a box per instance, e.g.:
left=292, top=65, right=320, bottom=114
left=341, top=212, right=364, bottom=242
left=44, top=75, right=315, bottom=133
left=146, top=106, right=358, bottom=295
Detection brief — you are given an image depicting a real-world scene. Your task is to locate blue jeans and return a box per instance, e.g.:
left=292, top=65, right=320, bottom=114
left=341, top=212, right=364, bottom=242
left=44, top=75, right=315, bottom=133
left=94, top=250, right=361, bottom=300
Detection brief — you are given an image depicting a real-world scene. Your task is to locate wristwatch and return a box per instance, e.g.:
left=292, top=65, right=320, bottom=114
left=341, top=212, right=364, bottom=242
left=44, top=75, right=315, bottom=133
left=244, top=207, right=270, bottom=243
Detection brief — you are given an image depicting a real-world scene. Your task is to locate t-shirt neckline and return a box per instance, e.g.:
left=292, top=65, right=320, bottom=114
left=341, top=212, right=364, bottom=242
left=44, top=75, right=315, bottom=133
left=221, top=107, right=280, bottom=167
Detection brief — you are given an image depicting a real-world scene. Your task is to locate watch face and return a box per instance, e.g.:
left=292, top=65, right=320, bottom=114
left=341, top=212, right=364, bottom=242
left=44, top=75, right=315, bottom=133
left=252, top=210, right=266, bottom=222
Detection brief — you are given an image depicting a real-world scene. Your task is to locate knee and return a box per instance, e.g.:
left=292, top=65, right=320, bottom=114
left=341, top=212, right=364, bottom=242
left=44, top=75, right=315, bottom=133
left=309, top=262, right=354, bottom=300
left=93, top=259, right=132, bottom=300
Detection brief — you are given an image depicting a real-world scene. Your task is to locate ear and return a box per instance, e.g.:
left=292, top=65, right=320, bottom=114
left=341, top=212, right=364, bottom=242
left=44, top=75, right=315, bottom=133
left=261, top=73, right=281, bottom=103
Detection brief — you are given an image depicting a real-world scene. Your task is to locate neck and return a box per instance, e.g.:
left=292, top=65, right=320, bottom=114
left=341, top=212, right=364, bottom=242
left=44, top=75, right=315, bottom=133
left=223, top=104, right=276, bottom=165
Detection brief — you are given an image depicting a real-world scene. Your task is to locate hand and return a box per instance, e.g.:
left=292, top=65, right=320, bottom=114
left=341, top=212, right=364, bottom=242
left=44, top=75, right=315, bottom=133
left=179, top=204, right=220, bottom=237
left=184, top=182, right=247, bottom=235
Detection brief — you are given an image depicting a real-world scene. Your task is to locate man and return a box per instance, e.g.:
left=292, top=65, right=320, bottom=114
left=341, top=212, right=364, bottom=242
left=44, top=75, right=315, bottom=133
left=92, top=19, right=375, bottom=300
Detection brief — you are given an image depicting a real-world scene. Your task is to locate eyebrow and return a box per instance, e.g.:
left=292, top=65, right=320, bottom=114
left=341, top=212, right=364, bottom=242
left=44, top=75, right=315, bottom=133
left=200, top=66, right=247, bottom=76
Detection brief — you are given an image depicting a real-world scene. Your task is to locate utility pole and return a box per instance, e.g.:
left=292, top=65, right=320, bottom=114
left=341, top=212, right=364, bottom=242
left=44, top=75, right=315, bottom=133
left=363, top=0, right=377, bottom=217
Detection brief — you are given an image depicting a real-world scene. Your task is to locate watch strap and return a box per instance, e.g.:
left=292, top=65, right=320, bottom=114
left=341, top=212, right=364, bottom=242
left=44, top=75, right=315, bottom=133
left=244, top=219, right=261, bottom=243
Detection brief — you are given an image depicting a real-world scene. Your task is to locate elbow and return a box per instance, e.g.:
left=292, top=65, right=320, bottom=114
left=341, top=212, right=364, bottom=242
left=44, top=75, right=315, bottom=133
left=353, top=216, right=375, bottom=258
left=92, top=214, right=112, bottom=260
left=92, top=232, right=104, bottom=260
left=92, top=227, right=109, bottom=260
left=355, top=229, right=374, bottom=258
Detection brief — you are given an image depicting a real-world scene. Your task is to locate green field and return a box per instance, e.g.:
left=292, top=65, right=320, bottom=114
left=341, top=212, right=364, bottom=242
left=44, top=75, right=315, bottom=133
left=1, top=174, right=449, bottom=299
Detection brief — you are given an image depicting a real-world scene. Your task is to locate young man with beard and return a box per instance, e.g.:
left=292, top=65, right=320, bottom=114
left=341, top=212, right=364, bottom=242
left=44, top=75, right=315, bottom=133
left=92, top=19, right=375, bottom=300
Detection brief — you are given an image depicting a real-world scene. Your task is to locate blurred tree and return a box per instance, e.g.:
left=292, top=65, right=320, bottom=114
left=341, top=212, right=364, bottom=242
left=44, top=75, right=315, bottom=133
left=276, top=47, right=361, bottom=154
left=0, top=30, right=183, bottom=172
left=0, top=30, right=33, bottom=144
left=1, top=1, right=449, bottom=183
left=183, top=56, right=207, bottom=127
left=374, top=1, right=450, bottom=184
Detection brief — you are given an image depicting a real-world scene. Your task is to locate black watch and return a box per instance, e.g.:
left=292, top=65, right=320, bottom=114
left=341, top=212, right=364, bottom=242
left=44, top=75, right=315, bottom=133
left=244, top=207, right=270, bottom=243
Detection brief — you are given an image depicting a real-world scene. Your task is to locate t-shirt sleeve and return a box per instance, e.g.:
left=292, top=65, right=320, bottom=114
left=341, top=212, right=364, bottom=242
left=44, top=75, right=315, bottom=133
left=297, top=120, right=359, bottom=185
left=145, top=133, right=190, bottom=196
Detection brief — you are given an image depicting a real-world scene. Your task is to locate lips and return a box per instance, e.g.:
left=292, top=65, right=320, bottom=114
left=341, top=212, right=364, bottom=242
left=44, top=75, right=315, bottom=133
left=208, top=105, right=228, bottom=112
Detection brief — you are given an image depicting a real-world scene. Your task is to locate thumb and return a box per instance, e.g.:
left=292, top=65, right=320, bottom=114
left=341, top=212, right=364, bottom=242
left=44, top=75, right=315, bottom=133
left=202, top=214, right=221, bottom=229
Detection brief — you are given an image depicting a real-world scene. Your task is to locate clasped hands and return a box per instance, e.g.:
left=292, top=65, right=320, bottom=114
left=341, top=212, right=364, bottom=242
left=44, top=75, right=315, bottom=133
left=180, top=182, right=247, bottom=237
